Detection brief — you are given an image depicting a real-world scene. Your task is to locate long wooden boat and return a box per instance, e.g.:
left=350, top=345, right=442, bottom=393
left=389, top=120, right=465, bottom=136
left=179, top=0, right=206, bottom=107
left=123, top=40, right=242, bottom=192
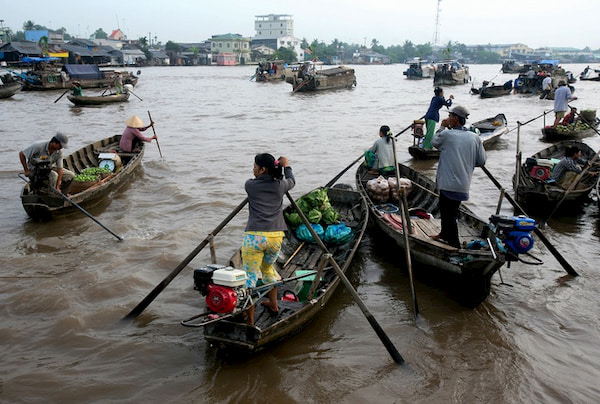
left=433, top=60, right=470, bottom=86
left=403, top=58, right=434, bottom=79
left=479, top=84, right=512, bottom=98
left=513, top=140, right=600, bottom=208
left=67, top=92, right=130, bottom=106
left=541, top=118, right=599, bottom=141
left=286, top=64, right=357, bottom=92
left=20, top=135, right=144, bottom=221
left=501, top=59, right=525, bottom=74
left=185, top=186, right=368, bottom=352
left=17, top=65, right=138, bottom=91
left=356, top=163, right=513, bottom=307
left=0, top=82, right=23, bottom=99
left=408, top=114, right=508, bottom=159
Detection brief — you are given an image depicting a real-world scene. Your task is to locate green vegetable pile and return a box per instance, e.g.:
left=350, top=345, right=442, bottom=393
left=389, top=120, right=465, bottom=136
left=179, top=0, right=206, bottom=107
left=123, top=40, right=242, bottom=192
left=286, top=188, right=341, bottom=229
left=73, top=166, right=112, bottom=182
left=553, top=121, right=591, bottom=133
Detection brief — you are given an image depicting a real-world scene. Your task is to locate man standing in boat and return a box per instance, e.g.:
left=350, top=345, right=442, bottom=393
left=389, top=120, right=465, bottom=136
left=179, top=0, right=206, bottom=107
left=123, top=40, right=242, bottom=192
left=113, top=71, right=123, bottom=95
left=552, top=81, right=577, bottom=127
left=431, top=106, right=486, bottom=248
left=19, top=133, right=74, bottom=193
left=540, top=73, right=552, bottom=99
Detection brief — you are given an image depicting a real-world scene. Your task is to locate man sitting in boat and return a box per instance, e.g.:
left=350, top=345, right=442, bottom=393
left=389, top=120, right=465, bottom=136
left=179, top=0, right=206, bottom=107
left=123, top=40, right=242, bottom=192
left=119, top=115, right=157, bottom=152
left=551, top=145, right=586, bottom=187
left=19, top=133, right=74, bottom=193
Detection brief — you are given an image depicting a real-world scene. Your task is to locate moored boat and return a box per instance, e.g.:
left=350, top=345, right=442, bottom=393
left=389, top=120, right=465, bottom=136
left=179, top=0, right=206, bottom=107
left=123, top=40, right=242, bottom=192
left=286, top=62, right=356, bottom=92
left=67, top=92, right=130, bottom=106
left=182, top=186, right=368, bottom=352
left=20, top=135, right=144, bottom=221
left=513, top=140, right=600, bottom=209
left=356, top=163, right=533, bottom=307
left=0, top=81, right=23, bottom=99
left=408, top=114, right=509, bottom=159
left=433, top=60, right=470, bottom=86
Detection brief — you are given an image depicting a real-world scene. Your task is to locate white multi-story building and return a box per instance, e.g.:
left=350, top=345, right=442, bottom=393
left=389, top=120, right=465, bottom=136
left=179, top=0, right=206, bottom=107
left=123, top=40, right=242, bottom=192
left=252, top=14, right=303, bottom=62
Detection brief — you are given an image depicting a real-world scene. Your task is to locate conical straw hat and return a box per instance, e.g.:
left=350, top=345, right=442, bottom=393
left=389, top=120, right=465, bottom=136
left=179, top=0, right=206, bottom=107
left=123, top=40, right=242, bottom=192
left=125, top=115, right=144, bottom=128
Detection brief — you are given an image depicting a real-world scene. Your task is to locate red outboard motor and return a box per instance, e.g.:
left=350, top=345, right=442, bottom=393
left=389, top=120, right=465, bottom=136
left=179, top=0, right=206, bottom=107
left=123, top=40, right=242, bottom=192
left=193, top=264, right=249, bottom=314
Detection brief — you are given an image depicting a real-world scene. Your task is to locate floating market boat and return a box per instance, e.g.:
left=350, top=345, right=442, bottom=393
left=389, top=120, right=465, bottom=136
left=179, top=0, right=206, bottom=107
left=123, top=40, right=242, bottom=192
left=541, top=109, right=599, bottom=141
left=20, top=135, right=144, bottom=221
left=286, top=62, right=356, bottom=92
left=403, top=58, right=435, bottom=79
left=501, top=59, right=525, bottom=74
left=0, top=81, right=23, bottom=99
left=356, top=163, right=534, bottom=307
left=181, top=186, right=368, bottom=352
left=433, top=60, right=471, bottom=86
left=513, top=140, right=600, bottom=209
left=67, top=92, right=130, bottom=106
left=16, top=64, right=138, bottom=91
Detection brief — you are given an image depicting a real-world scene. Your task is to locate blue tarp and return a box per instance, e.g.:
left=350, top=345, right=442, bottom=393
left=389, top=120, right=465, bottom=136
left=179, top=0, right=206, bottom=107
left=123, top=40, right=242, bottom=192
left=62, top=64, right=104, bottom=79
left=22, top=56, right=60, bottom=63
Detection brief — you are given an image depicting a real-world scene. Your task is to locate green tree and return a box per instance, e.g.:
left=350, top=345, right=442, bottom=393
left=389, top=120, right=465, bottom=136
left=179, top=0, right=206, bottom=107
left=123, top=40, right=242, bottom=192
left=92, top=28, right=108, bottom=39
left=274, top=46, right=297, bottom=64
left=23, top=20, right=35, bottom=31
left=38, top=36, right=49, bottom=57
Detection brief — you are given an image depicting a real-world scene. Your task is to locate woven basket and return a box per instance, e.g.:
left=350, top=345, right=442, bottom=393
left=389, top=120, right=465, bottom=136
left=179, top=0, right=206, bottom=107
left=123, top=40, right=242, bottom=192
left=70, top=179, right=99, bottom=194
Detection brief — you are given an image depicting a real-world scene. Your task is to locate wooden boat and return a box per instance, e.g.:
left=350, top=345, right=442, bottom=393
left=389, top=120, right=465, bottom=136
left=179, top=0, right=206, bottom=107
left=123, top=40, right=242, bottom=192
left=541, top=117, right=599, bottom=141
left=253, top=59, right=292, bottom=82
left=403, top=58, right=434, bottom=79
left=408, top=114, right=508, bottom=159
left=356, top=163, right=512, bottom=307
left=433, top=60, right=470, bottom=86
left=20, top=135, right=144, bottom=221
left=286, top=62, right=357, bottom=92
left=67, top=92, right=130, bottom=106
left=579, top=67, right=600, bottom=81
left=17, top=64, right=138, bottom=91
left=513, top=140, right=600, bottom=208
left=186, top=186, right=368, bottom=352
left=501, top=59, right=525, bottom=74
left=0, top=82, right=23, bottom=99
left=479, top=83, right=513, bottom=98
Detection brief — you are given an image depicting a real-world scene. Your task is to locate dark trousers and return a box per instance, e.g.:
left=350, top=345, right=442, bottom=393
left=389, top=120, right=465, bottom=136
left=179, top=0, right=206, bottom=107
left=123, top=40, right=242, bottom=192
left=439, top=191, right=461, bottom=248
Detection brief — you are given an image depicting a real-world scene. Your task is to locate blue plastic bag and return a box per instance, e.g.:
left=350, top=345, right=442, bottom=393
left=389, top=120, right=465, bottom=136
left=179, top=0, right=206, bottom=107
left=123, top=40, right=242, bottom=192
left=296, top=223, right=325, bottom=243
left=323, top=222, right=353, bottom=244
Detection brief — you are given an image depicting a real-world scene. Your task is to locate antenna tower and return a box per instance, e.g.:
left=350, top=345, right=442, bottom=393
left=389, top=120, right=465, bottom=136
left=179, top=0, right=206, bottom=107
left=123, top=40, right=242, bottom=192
left=433, top=0, right=442, bottom=47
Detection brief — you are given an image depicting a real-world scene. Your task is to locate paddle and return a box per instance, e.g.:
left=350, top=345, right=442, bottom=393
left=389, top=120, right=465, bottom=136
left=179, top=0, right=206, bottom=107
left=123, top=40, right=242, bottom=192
left=480, top=165, right=579, bottom=277
left=127, top=89, right=143, bottom=101
left=147, top=111, right=163, bottom=159
left=122, top=197, right=249, bottom=321
left=54, top=89, right=69, bottom=103
left=249, top=73, right=256, bottom=81
left=391, top=136, right=419, bottom=321
left=285, top=192, right=405, bottom=364
left=324, top=117, right=424, bottom=188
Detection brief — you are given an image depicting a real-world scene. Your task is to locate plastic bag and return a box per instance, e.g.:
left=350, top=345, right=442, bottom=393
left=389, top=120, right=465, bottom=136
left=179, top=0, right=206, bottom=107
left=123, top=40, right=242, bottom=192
left=296, top=223, right=325, bottom=243
left=323, top=222, right=353, bottom=244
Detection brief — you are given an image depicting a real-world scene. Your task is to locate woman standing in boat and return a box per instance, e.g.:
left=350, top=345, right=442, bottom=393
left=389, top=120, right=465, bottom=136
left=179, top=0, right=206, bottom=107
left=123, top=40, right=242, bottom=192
left=242, top=153, right=295, bottom=326
left=421, top=87, right=454, bottom=150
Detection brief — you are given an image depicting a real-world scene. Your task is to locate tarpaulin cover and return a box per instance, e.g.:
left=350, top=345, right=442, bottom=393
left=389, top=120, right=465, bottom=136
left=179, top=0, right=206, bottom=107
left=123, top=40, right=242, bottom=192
left=62, top=64, right=104, bottom=79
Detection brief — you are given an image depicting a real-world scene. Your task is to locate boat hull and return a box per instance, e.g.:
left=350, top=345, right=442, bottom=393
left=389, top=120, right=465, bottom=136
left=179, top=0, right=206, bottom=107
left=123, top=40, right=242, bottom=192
left=356, top=163, right=505, bottom=307
left=67, top=93, right=130, bottom=106
left=0, top=82, right=23, bottom=99
left=288, top=66, right=357, bottom=92
left=202, top=186, right=368, bottom=352
left=20, top=135, right=144, bottom=221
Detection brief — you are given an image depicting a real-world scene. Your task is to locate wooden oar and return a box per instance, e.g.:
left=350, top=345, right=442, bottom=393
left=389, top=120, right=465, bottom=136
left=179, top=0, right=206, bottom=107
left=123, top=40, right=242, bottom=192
left=391, top=137, right=419, bottom=321
left=480, top=165, right=579, bottom=277
left=286, top=192, right=405, bottom=364
left=122, top=197, right=249, bottom=321
left=324, top=117, right=424, bottom=188
left=54, top=89, right=70, bottom=103
left=48, top=187, right=123, bottom=241
left=147, top=111, right=163, bottom=159
left=128, top=89, right=143, bottom=101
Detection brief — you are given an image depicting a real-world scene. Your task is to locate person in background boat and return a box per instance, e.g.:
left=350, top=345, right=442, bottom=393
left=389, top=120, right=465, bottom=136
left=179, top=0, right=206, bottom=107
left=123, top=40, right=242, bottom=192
left=540, top=74, right=552, bottom=99
left=19, top=133, right=74, bottom=193
left=70, top=81, right=82, bottom=96
left=431, top=106, right=486, bottom=248
left=559, top=106, right=577, bottom=126
left=113, top=71, right=123, bottom=95
left=422, top=87, right=454, bottom=150
left=119, top=115, right=157, bottom=152
left=365, top=125, right=396, bottom=174
left=550, top=145, right=598, bottom=187
left=552, top=81, right=577, bottom=127
left=242, top=153, right=295, bottom=326
left=503, top=80, right=513, bottom=90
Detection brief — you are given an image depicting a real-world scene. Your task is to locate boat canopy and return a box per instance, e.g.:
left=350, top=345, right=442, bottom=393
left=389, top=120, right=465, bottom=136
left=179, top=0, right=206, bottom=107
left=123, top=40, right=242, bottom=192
left=62, top=64, right=104, bottom=79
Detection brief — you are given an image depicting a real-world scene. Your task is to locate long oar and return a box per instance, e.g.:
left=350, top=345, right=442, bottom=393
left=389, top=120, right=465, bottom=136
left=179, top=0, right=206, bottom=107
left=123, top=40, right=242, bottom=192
left=286, top=192, right=405, bottom=363
left=54, top=89, right=70, bottom=103
left=147, top=111, right=163, bottom=159
left=391, top=137, right=419, bottom=321
left=127, top=89, right=143, bottom=101
left=122, top=197, right=249, bottom=321
left=49, top=187, right=123, bottom=240
left=325, top=117, right=423, bottom=188
left=480, top=165, right=579, bottom=276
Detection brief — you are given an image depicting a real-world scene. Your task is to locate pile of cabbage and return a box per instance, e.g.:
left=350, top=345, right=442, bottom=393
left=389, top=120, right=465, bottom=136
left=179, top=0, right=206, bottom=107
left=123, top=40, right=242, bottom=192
left=285, top=188, right=352, bottom=244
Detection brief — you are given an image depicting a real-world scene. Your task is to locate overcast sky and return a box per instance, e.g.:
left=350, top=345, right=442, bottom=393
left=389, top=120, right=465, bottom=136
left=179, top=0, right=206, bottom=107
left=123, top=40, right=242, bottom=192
left=2, top=0, right=599, bottom=50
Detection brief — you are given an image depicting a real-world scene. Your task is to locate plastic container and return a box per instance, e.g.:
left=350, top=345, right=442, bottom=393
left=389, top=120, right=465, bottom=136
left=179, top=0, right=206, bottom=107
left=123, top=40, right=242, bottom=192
left=212, top=267, right=247, bottom=287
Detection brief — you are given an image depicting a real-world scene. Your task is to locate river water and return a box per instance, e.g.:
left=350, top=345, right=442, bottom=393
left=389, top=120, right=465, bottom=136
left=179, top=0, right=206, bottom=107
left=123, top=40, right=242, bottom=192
left=1, top=64, right=599, bottom=403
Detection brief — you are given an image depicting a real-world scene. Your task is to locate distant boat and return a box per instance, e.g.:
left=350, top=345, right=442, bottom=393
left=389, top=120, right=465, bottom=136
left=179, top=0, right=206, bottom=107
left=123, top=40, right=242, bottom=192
left=403, top=58, right=435, bottom=80
left=433, top=60, right=470, bottom=86
left=501, top=59, right=525, bottom=73
left=286, top=61, right=356, bottom=92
